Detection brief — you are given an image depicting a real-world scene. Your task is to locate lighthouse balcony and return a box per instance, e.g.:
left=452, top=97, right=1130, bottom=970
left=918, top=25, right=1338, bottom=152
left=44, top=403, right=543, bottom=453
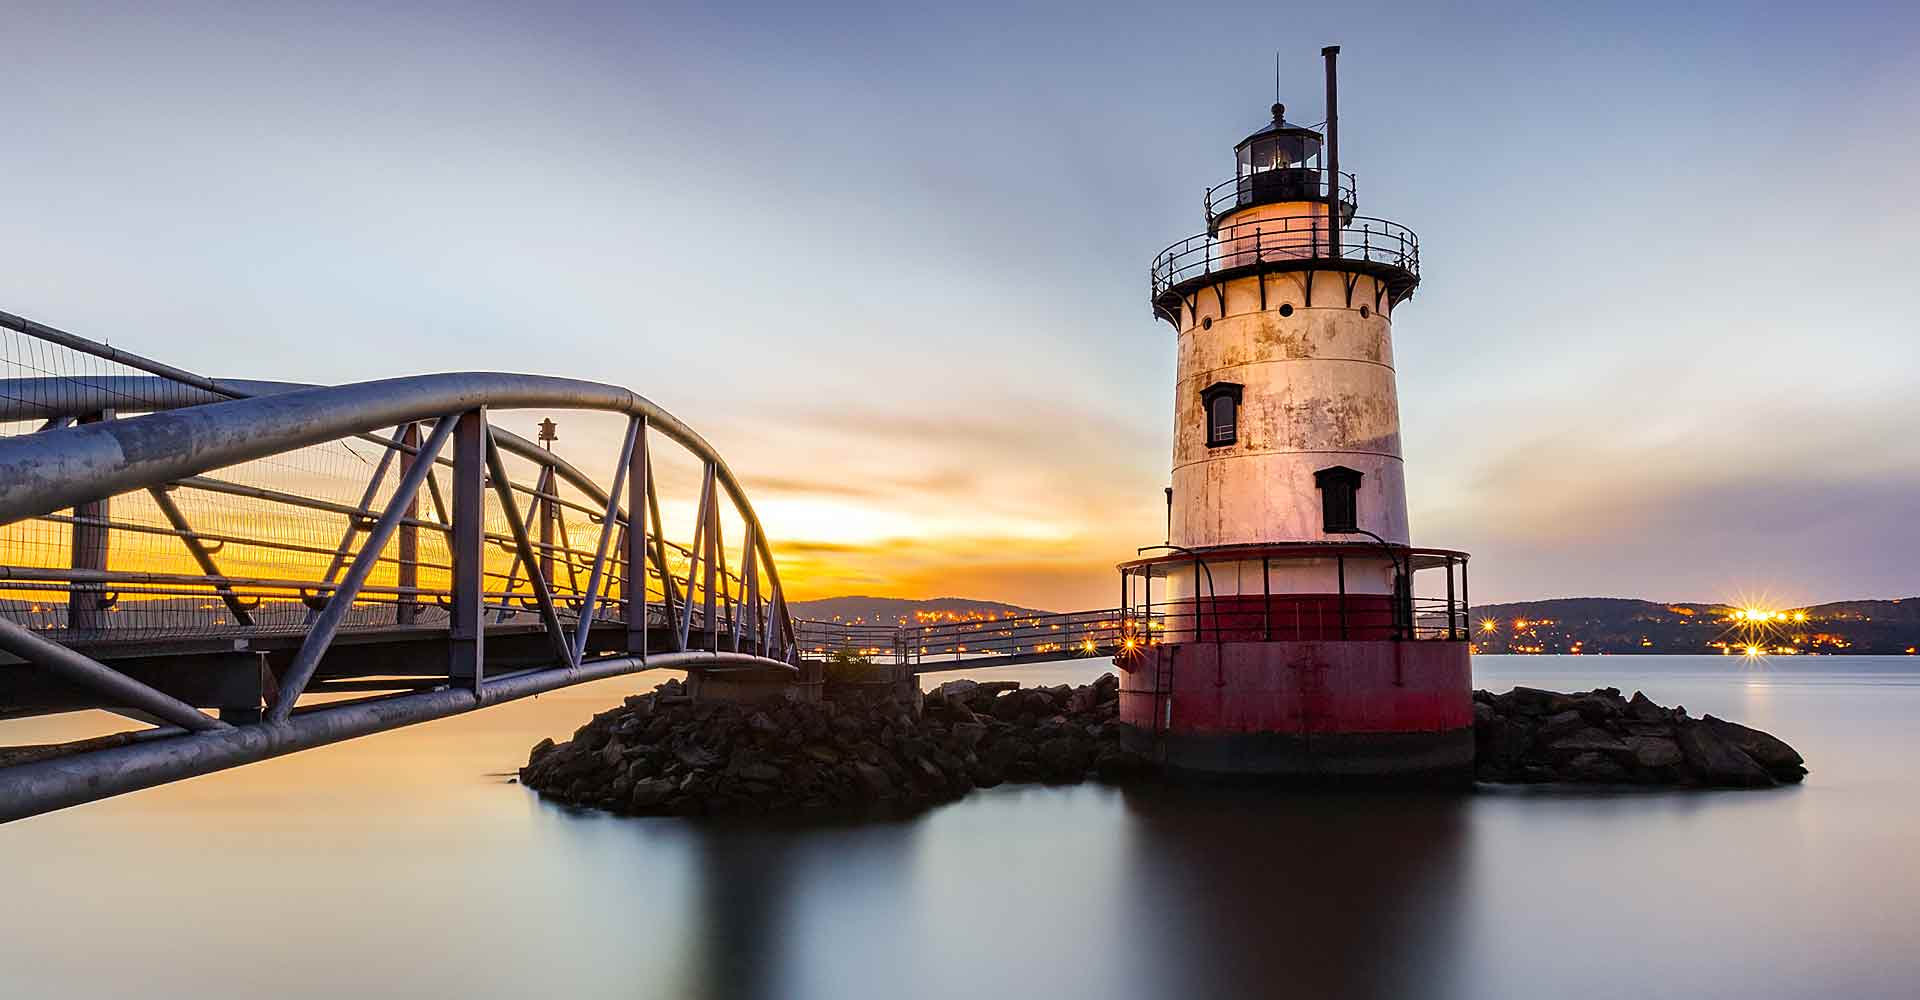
left=1116, top=543, right=1470, bottom=647
left=1205, top=169, right=1357, bottom=232
left=1150, top=213, right=1420, bottom=318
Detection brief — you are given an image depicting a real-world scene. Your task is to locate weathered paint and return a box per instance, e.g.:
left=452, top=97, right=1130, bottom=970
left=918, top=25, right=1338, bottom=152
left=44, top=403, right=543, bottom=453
left=1170, top=268, right=1409, bottom=548
left=1154, top=552, right=1395, bottom=601
left=1117, top=639, right=1471, bottom=736
left=1213, top=199, right=1334, bottom=264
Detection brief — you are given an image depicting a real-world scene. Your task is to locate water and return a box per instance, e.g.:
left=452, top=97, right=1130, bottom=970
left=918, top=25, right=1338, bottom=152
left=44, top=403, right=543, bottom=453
left=4, top=655, right=1918, bottom=999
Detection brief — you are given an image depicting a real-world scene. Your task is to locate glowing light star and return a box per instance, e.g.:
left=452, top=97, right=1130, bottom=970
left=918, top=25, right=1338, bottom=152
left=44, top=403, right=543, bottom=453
left=1480, top=619, right=1498, bottom=633
left=1744, top=644, right=1763, bottom=657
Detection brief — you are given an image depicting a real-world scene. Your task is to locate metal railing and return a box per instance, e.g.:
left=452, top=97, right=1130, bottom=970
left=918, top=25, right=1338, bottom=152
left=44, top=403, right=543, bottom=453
left=1204, top=169, right=1357, bottom=226
left=1150, top=213, right=1420, bottom=301
left=795, top=607, right=1133, bottom=670
left=1116, top=545, right=1470, bottom=645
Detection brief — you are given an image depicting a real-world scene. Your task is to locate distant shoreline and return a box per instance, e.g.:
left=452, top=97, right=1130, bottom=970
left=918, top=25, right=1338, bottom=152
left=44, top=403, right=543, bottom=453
left=793, top=594, right=1918, bottom=657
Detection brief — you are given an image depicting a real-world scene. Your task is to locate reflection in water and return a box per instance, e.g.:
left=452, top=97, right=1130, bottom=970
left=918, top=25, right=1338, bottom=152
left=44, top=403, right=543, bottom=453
left=688, top=827, right=793, bottom=1000
left=1115, top=785, right=1471, bottom=999
left=4, top=657, right=1920, bottom=1000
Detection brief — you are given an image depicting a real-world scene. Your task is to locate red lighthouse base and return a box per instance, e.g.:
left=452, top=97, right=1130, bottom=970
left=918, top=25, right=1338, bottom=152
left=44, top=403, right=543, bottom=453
left=1118, top=639, right=1473, bottom=782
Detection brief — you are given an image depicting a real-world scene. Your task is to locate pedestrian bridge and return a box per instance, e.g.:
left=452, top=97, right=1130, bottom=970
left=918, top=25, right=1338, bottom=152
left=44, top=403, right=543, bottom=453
left=0, top=308, right=1133, bottom=821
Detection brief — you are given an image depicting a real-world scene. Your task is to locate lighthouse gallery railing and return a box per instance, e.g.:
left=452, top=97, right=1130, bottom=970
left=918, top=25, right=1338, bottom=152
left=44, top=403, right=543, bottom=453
left=1150, top=213, right=1420, bottom=301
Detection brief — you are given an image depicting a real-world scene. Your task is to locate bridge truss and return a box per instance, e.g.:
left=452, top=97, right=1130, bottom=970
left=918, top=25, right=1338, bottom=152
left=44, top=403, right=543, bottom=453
left=0, top=308, right=807, bottom=821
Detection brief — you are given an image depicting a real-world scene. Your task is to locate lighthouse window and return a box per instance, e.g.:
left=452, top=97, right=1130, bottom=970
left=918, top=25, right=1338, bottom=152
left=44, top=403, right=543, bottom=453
left=1200, top=382, right=1243, bottom=448
left=1314, top=465, right=1365, bottom=534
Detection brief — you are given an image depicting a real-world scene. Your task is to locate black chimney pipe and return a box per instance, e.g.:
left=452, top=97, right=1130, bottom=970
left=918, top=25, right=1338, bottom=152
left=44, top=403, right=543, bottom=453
left=1322, top=45, right=1341, bottom=258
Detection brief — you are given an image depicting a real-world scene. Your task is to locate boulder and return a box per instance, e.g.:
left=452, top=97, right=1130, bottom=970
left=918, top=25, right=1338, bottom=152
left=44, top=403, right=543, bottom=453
left=1572, top=689, right=1628, bottom=722
left=1505, top=687, right=1575, bottom=716
left=851, top=762, right=893, bottom=797
left=630, top=777, right=675, bottom=809
left=966, top=681, right=1021, bottom=705
left=935, top=679, right=979, bottom=701
left=1546, top=727, right=1628, bottom=755
left=1703, top=715, right=1806, bottom=778
left=1536, top=710, right=1592, bottom=745
left=1675, top=721, right=1775, bottom=787
left=1623, top=735, right=1684, bottom=768
left=990, top=693, right=1028, bottom=723
left=675, top=745, right=720, bottom=770
left=1036, top=736, right=1093, bottom=781
left=1562, top=751, right=1630, bottom=782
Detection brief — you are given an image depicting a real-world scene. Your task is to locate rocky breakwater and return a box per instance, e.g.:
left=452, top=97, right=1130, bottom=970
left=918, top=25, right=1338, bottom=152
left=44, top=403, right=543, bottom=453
left=1474, top=687, right=1807, bottom=787
left=517, top=673, right=1154, bottom=818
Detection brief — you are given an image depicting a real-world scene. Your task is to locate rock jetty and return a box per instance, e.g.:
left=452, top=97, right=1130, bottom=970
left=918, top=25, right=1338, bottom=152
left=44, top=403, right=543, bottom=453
left=1474, top=687, right=1807, bottom=786
left=517, top=673, right=1154, bottom=818
left=519, top=679, right=1810, bottom=818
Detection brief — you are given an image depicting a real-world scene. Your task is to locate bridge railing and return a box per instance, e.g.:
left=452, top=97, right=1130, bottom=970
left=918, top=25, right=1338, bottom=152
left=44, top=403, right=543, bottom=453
left=0, top=309, right=794, bottom=656
left=796, top=608, right=1136, bottom=671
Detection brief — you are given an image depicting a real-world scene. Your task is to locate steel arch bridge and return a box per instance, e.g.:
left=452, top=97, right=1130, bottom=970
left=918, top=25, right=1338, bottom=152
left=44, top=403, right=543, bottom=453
left=0, top=308, right=820, bottom=821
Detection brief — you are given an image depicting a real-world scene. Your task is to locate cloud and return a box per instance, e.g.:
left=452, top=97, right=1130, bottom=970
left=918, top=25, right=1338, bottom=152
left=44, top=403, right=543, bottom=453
left=1418, top=397, right=1920, bottom=605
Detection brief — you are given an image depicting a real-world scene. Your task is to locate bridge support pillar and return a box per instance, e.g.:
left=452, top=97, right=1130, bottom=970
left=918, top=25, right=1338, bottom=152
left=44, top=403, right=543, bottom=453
left=686, top=668, right=820, bottom=706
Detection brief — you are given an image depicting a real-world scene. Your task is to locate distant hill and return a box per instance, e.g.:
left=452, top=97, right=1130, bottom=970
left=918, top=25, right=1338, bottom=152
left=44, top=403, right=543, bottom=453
left=787, top=596, right=1054, bottom=627
left=787, top=594, right=1917, bottom=654
left=1468, top=597, right=1918, bottom=655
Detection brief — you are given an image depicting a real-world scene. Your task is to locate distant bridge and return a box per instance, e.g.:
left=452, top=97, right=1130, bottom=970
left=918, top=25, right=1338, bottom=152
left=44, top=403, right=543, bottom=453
left=794, top=610, right=1132, bottom=671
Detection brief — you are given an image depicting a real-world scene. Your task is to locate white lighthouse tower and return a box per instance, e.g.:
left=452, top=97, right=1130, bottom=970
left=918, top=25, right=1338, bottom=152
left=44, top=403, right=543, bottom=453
left=1118, top=46, right=1473, bottom=780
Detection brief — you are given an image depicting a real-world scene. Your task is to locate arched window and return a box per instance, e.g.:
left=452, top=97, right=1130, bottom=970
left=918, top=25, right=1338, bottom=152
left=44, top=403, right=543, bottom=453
left=1200, top=382, right=1243, bottom=448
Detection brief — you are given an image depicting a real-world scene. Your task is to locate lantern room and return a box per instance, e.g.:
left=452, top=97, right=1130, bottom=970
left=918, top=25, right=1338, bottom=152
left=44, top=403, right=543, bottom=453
left=1236, top=104, right=1323, bottom=176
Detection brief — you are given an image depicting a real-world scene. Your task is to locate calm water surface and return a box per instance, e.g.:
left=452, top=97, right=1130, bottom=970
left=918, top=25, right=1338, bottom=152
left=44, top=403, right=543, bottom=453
left=4, top=655, right=1918, bottom=999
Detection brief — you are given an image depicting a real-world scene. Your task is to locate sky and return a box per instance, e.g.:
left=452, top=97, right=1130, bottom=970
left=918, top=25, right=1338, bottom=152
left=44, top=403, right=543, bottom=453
left=2, top=0, right=1915, bottom=610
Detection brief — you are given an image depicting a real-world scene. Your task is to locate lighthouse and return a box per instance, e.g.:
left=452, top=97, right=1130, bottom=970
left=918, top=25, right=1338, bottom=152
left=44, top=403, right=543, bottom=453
left=1117, top=46, right=1474, bottom=780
